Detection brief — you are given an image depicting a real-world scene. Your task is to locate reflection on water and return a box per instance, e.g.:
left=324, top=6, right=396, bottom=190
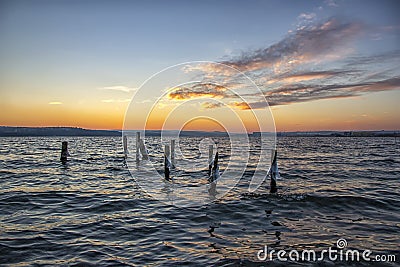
left=0, top=136, right=399, bottom=265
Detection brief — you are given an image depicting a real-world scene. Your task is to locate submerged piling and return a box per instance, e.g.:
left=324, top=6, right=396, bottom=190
left=213, top=152, right=219, bottom=172
left=136, top=132, right=140, bottom=162
left=208, top=145, right=213, bottom=176
left=123, top=135, right=128, bottom=156
left=139, top=139, right=149, bottom=160
left=60, top=141, right=69, bottom=163
left=164, top=144, right=171, bottom=180
left=270, top=149, right=278, bottom=193
left=209, top=152, right=219, bottom=182
left=134, top=131, right=149, bottom=161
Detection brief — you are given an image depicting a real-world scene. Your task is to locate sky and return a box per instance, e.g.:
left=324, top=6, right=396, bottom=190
left=0, top=0, right=399, bottom=132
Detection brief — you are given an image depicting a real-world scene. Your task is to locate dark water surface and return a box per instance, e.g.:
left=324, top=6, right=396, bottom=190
left=0, top=137, right=399, bottom=266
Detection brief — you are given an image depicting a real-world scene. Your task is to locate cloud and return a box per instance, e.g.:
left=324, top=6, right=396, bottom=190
left=263, top=70, right=353, bottom=85
left=48, top=102, right=62, bottom=105
left=219, top=18, right=364, bottom=73
left=98, top=86, right=137, bottom=93
left=199, top=75, right=400, bottom=110
left=201, top=102, right=224, bottom=109
left=178, top=17, right=399, bottom=110
left=200, top=101, right=257, bottom=110
left=229, top=101, right=251, bottom=110
left=344, top=49, right=400, bottom=68
left=324, top=0, right=338, bottom=7
left=262, top=77, right=400, bottom=108
left=201, top=101, right=267, bottom=111
left=298, top=12, right=316, bottom=21
left=168, top=83, right=229, bottom=100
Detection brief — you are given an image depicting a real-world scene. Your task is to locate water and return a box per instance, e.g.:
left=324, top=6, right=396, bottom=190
left=0, top=137, right=399, bottom=266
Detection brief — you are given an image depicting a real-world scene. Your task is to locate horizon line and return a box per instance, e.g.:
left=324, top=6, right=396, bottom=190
left=1, top=125, right=399, bottom=133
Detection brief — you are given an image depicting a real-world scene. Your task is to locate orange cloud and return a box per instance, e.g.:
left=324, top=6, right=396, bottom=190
left=201, top=101, right=262, bottom=110
left=263, top=71, right=336, bottom=85
left=201, top=102, right=224, bottom=109
left=168, top=91, right=223, bottom=100
left=167, top=83, right=228, bottom=100
left=229, top=101, right=251, bottom=110
left=280, top=72, right=333, bottom=83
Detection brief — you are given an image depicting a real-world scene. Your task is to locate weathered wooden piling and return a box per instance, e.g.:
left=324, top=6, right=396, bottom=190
left=171, top=139, right=175, bottom=167
left=139, top=138, right=149, bottom=160
left=123, top=135, right=128, bottom=156
left=270, top=149, right=278, bottom=193
left=208, top=145, right=213, bottom=176
left=213, top=152, right=219, bottom=172
left=164, top=155, right=170, bottom=180
left=60, top=141, right=69, bottom=163
left=136, top=132, right=140, bottom=162
left=164, top=144, right=171, bottom=180
left=209, top=152, right=219, bottom=182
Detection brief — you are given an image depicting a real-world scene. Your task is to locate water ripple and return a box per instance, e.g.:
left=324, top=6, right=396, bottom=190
left=0, top=136, right=399, bottom=265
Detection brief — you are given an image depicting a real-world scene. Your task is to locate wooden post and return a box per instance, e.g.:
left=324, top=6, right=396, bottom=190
left=213, top=152, right=219, bottom=171
left=139, top=139, right=149, bottom=160
left=209, top=152, right=219, bottom=182
left=136, top=132, right=140, bottom=162
left=60, top=141, right=69, bottom=163
left=171, top=139, right=175, bottom=167
left=208, top=145, right=213, bottom=176
left=123, top=135, right=128, bottom=156
left=270, top=149, right=277, bottom=193
left=164, top=144, right=171, bottom=180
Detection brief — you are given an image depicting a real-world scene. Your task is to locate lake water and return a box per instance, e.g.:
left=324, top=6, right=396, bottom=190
left=0, top=136, right=399, bottom=266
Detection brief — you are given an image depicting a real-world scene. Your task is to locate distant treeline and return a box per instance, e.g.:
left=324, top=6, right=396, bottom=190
left=0, top=127, right=121, bottom=137
left=263, top=131, right=399, bottom=137
left=142, top=130, right=229, bottom=137
left=0, top=127, right=229, bottom=137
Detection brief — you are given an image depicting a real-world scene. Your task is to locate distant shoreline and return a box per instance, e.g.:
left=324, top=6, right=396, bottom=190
left=0, top=126, right=398, bottom=137
left=0, top=126, right=121, bottom=137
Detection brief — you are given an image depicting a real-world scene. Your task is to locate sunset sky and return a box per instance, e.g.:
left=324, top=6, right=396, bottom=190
left=1, top=0, right=399, bottom=132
